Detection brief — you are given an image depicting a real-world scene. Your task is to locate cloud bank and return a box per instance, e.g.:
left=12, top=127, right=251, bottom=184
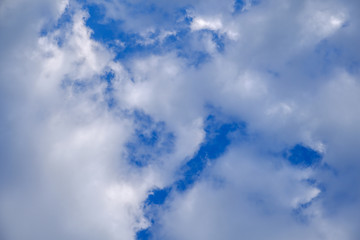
left=1, top=0, right=360, bottom=239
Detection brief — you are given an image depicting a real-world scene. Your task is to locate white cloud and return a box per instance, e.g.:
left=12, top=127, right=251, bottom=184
left=156, top=145, right=328, bottom=240
left=1, top=0, right=360, bottom=239
left=299, top=0, right=347, bottom=45
left=191, top=17, right=223, bottom=31
left=0, top=3, right=158, bottom=240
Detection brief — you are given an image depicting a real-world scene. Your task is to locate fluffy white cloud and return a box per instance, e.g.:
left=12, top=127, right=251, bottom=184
left=156, top=146, right=333, bottom=240
left=0, top=3, right=153, bottom=240
left=1, top=0, right=360, bottom=239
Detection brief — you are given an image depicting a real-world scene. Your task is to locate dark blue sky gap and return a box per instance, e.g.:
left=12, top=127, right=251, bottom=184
left=136, top=115, right=246, bottom=240
left=233, top=0, right=246, bottom=13
left=175, top=116, right=244, bottom=192
left=101, top=70, right=116, bottom=108
left=284, top=144, right=322, bottom=168
left=83, top=2, right=218, bottom=67
left=233, top=0, right=261, bottom=14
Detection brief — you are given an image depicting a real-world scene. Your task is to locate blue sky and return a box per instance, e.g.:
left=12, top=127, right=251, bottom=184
left=1, top=0, right=360, bottom=239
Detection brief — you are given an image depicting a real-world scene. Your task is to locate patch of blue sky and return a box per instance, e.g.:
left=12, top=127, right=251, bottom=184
left=136, top=228, right=152, bottom=240
left=84, top=4, right=122, bottom=43
left=82, top=2, right=220, bottom=67
left=233, top=0, right=246, bottom=13
left=136, top=115, right=246, bottom=239
left=146, top=187, right=172, bottom=206
left=125, top=111, right=175, bottom=167
left=138, top=187, right=172, bottom=240
left=100, top=70, right=116, bottom=108
left=84, top=3, right=148, bottom=60
left=39, top=4, right=73, bottom=46
left=176, top=115, right=245, bottom=191
left=211, top=31, right=226, bottom=52
left=233, top=0, right=261, bottom=14
left=283, top=144, right=322, bottom=168
left=83, top=2, right=174, bottom=42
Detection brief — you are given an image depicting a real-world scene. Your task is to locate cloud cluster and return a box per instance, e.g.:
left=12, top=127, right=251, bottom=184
left=1, top=0, right=360, bottom=239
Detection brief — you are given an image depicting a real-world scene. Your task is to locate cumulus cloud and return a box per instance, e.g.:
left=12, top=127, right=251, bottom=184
left=1, top=0, right=360, bottom=240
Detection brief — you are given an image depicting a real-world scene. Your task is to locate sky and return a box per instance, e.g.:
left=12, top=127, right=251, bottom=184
left=0, top=0, right=360, bottom=239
